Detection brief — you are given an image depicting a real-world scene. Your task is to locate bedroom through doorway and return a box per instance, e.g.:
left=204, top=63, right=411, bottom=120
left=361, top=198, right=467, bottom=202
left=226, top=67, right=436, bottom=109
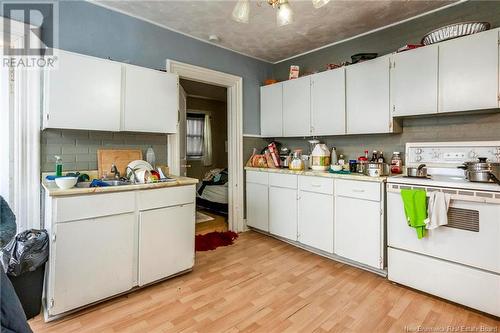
left=179, top=79, right=229, bottom=235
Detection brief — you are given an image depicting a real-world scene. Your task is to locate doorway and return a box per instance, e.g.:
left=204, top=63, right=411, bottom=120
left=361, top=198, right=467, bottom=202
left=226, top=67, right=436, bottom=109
left=166, top=60, right=244, bottom=233
left=180, top=79, right=229, bottom=234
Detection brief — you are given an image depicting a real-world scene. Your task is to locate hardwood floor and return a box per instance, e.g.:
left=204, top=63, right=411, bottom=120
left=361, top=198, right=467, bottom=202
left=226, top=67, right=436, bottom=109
left=30, top=231, right=499, bottom=332
left=195, top=210, right=228, bottom=235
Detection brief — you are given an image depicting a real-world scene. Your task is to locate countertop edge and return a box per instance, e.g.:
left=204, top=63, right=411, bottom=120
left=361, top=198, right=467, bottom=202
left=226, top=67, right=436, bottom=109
left=43, top=177, right=199, bottom=197
left=244, top=167, right=387, bottom=183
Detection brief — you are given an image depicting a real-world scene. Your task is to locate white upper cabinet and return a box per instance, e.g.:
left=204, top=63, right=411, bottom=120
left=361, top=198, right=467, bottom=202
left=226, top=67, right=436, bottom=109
left=311, top=68, right=346, bottom=136
left=260, top=83, right=283, bottom=137
left=391, top=45, right=439, bottom=116
left=283, top=76, right=311, bottom=137
left=43, top=49, right=122, bottom=131
left=439, top=29, right=499, bottom=113
left=122, top=64, right=178, bottom=133
left=346, top=55, right=393, bottom=134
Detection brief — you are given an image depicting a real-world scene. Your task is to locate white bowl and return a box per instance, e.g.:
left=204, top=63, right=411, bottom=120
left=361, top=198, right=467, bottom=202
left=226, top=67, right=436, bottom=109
left=55, top=176, right=78, bottom=189
left=330, top=164, right=343, bottom=171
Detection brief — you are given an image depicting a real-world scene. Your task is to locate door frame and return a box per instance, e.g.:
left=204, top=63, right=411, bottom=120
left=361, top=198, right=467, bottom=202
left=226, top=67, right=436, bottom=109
left=166, top=60, right=244, bottom=233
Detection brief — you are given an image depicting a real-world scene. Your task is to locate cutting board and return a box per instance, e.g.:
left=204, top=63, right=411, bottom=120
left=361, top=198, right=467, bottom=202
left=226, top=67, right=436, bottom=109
left=97, top=149, right=143, bottom=179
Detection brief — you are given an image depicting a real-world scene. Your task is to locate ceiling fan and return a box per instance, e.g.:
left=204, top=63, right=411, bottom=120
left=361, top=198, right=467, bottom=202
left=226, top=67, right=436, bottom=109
left=232, top=0, right=330, bottom=27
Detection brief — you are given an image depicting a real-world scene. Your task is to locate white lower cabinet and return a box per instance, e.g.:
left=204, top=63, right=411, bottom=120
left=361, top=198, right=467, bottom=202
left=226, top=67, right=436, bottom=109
left=334, top=179, right=384, bottom=269
left=269, top=186, right=298, bottom=241
left=298, top=190, right=334, bottom=253
left=246, top=182, right=269, bottom=232
left=50, top=214, right=135, bottom=315
left=246, top=170, right=385, bottom=272
left=44, top=184, right=196, bottom=319
left=139, top=203, right=195, bottom=286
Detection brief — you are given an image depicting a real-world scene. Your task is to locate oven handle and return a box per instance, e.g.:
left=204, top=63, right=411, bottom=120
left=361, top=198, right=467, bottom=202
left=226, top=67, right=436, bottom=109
left=386, top=186, right=500, bottom=204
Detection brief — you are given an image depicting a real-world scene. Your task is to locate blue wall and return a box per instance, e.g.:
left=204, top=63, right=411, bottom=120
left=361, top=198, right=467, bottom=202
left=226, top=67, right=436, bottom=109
left=55, top=1, right=272, bottom=135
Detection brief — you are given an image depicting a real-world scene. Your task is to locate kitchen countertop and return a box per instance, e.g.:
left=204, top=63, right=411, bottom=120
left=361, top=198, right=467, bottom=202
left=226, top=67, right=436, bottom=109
left=245, top=167, right=387, bottom=183
left=42, top=175, right=199, bottom=197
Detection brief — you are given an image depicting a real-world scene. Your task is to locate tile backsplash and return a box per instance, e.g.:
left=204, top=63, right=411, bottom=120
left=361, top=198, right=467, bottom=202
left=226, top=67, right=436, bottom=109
left=41, top=129, right=168, bottom=173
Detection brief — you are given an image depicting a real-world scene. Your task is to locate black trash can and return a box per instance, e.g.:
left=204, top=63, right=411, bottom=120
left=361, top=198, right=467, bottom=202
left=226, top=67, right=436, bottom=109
left=1, top=229, right=49, bottom=319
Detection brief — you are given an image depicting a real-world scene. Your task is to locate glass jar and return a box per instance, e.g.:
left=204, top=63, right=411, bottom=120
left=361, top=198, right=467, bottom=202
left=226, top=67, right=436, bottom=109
left=391, top=152, right=403, bottom=174
left=289, top=150, right=305, bottom=171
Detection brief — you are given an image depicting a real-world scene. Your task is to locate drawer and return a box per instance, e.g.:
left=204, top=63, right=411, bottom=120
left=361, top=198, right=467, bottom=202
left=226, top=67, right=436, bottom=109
left=54, top=191, right=135, bottom=223
left=335, top=179, right=381, bottom=201
left=299, top=176, right=333, bottom=195
left=269, top=173, right=297, bottom=189
left=246, top=171, right=269, bottom=185
left=138, top=185, right=195, bottom=210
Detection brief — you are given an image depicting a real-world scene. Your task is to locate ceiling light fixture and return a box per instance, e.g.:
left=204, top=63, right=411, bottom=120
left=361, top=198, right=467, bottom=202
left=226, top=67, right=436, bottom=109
left=231, top=0, right=328, bottom=27
left=231, top=0, right=250, bottom=24
left=276, top=0, right=293, bottom=27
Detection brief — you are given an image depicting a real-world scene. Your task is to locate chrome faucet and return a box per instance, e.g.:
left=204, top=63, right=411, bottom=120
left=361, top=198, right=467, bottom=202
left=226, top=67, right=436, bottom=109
left=110, top=164, right=121, bottom=179
left=126, top=166, right=138, bottom=184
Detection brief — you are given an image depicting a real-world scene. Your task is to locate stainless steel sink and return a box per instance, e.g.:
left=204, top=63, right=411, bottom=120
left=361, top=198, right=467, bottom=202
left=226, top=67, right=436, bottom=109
left=75, top=180, right=131, bottom=188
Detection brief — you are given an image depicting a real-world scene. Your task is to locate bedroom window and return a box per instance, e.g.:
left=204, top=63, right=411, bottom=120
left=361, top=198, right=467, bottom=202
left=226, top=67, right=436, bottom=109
left=186, top=113, right=205, bottom=159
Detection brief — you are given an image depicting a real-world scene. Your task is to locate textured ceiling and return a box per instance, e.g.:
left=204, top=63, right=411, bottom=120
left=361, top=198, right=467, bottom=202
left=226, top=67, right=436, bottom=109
left=95, top=0, right=457, bottom=63
left=180, top=79, right=227, bottom=102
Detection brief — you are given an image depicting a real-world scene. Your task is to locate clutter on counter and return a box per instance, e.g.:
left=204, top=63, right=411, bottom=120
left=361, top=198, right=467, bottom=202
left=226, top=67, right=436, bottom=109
left=246, top=141, right=404, bottom=178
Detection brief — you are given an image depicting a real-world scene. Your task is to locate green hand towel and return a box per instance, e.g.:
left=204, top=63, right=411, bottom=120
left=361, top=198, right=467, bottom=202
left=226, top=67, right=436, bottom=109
left=400, top=189, right=427, bottom=239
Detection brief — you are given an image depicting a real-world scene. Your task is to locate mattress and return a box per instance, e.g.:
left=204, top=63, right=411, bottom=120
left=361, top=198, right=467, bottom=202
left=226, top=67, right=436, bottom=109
left=197, top=183, right=228, bottom=204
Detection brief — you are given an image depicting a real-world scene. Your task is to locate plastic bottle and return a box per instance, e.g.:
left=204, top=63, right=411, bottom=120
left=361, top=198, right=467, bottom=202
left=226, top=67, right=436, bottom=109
left=338, top=154, right=345, bottom=166
left=330, top=147, right=338, bottom=165
left=146, top=147, right=156, bottom=168
left=55, top=155, right=63, bottom=177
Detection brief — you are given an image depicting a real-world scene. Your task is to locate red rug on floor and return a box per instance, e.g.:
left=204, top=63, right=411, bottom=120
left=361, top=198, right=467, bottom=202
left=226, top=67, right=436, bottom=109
left=195, top=231, right=238, bottom=251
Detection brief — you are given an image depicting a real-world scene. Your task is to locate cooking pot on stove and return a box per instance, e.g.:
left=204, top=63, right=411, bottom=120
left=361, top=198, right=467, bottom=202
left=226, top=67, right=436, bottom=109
left=406, top=164, right=428, bottom=178
left=458, top=157, right=500, bottom=185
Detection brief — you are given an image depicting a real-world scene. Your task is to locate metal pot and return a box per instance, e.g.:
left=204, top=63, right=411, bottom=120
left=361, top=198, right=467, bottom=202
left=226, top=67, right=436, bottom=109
left=490, top=162, right=500, bottom=181
left=365, top=162, right=389, bottom=177
left=406, top=164, right=427, bottom=178
left=458, top=157, right=500, bottom=185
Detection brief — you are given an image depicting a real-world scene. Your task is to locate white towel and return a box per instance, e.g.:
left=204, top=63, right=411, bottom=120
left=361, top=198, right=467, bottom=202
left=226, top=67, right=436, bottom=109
left=425, top=191, right=451, bottom=230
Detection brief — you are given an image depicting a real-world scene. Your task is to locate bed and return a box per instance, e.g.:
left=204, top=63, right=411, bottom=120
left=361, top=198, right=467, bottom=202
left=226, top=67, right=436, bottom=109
left=196, top=169, right=229, bottom=216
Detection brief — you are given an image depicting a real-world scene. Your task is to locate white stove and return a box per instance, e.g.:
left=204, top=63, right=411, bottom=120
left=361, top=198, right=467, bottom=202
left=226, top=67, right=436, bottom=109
left=386, top=141, right=500, bottom=317
left=388, top=141, right=500, bottom=193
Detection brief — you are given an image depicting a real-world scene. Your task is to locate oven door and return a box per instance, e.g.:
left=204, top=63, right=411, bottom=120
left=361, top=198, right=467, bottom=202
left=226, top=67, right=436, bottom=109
left=387, top=184, right=500, bottom=274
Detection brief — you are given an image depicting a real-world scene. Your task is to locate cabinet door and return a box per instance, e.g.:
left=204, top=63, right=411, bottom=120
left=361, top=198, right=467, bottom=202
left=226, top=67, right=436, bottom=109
left=246, top=182, right=269, bottom=232
left=311, top=68, right=345, bottom=136
left=139, top=203, right=195, bottom=286
left=43, top=49, right=122, bottom=131
left=392, top=45, right=438, bottom=116
left=269, top=186, right=297, bottom=241
left=298, top=191, right=334, bottom=253
left=334, top=196, right=382, bottom=268
left=260, top=83, right=283, bottom=137
left=346, top=56, right=391, bottom=134
left=50, top=214, right=135, bottom=315
left=283, top=76, right=311, bottom=137
left=123, top=64, right=178, bottom=133
left=439, top=29, right=499, bottom=113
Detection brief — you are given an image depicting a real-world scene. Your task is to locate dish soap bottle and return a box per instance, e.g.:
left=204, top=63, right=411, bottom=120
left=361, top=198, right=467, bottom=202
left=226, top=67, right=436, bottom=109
left=55, top=155, right=63, bottom=177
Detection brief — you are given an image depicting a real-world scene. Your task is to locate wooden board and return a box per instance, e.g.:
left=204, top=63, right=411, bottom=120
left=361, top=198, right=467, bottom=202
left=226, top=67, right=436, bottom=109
left=97, top=149, right=143, bottom=179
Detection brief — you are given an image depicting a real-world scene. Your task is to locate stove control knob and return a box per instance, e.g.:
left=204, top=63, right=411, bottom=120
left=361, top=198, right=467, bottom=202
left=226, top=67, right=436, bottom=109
left=432, top=152, right=440, bottom=159
left=415, top=148, right=423, bottom=154
left=468, top=151, right=477, bottom=159
left=415, top=155, right=422, bottom=162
